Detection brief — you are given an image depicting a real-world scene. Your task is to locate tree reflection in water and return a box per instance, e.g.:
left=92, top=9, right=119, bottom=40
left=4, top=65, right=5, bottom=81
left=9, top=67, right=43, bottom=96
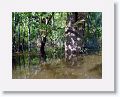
left=12, top=53, right=102, bottom=79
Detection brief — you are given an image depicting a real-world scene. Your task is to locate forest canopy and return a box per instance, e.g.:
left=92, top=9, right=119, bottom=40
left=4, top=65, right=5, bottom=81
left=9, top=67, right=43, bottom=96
left=12, top=12, right=102, bottom=60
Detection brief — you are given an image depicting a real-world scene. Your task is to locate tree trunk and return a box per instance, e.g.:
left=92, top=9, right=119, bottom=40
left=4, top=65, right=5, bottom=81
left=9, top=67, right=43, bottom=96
left=65, top=12, right=86, bottom=65
left=28, top=18, right=31, bottom=52
left=23, top=28, right=25, bottom=52
left=18, top=23, right=20, bottom=52
left=22, top=23, right=26, bottom=52
left=52, top=12, right=54, bottom=27
left=12, top=13, right=16, bottom=53
left=40, top=36, right=46, bottom=62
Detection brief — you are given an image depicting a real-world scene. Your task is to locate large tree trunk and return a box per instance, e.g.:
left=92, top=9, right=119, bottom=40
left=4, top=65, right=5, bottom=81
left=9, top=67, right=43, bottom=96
left=65, top=12, right=86, bottom=65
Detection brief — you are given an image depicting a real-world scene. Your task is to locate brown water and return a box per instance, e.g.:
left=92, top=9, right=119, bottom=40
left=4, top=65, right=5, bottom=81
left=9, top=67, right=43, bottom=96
left=12, top=53, right=102, bottom=79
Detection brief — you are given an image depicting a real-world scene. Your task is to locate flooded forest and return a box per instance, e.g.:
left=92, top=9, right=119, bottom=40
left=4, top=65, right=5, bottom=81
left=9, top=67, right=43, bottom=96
left=12, top=12, right=102, bottom=79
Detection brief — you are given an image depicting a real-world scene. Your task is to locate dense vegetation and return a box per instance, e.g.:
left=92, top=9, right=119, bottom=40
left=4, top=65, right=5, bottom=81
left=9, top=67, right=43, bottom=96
left=12, top=12, right=102, bottom=79
left=12, top=12, right=102, bottom=58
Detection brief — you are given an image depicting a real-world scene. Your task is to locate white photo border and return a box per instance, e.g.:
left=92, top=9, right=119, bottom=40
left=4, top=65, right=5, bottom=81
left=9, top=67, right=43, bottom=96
left=0, top=0, right=114, bottom=91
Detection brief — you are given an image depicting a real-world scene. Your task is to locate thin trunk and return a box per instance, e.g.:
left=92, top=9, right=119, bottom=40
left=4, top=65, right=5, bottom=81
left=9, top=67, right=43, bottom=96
left=12, top=55, right=16, bottom=70
left=23, top=24, right=25, bottom=52
left=12, top=13, right=16, bottom=53
left=13, top=37, right=15, bottom=53
left=27, top=52, right=31, bottom=78
left=87, top=13, right=90, bottom=36
left=28, top=18, right=31, bottom=52
left=22, top=54, right=25, bottom=68
left=18, top=54, right=20, bottom=67
left=18, top=23, right=20, bottom=52
left=23, top=29, right=25, bottom=52
left=28, top=52, right=31, bottom=67
left=52, top=12, right=54, bottom=28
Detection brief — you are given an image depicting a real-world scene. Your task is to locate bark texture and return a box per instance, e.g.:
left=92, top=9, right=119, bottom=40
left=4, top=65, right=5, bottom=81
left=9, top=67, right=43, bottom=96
left=65, top=12, right=86, bottom=64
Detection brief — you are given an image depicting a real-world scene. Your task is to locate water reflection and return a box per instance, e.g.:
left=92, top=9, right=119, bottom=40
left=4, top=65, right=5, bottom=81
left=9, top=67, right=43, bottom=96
left=12, top=53, right=102, bottom=79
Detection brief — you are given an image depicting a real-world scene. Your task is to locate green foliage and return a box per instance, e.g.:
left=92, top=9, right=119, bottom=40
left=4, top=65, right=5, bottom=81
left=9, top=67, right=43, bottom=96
left=12, top=12, right=102, bottom=55
left=85, top=12, right=102, bottom=39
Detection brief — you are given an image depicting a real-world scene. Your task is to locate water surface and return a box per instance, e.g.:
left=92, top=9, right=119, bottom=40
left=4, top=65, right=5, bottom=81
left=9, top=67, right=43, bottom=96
left=12, top=53, right=102, bottom=79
